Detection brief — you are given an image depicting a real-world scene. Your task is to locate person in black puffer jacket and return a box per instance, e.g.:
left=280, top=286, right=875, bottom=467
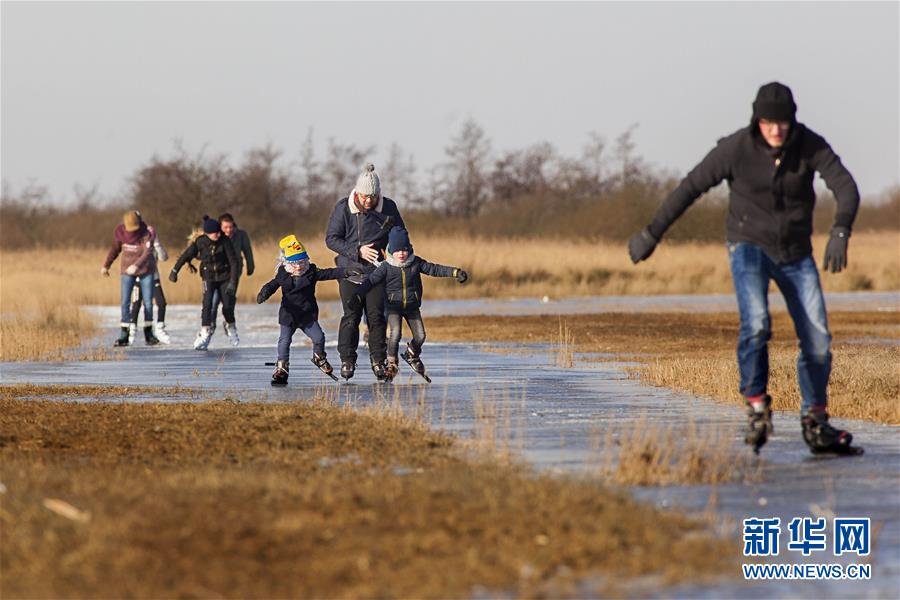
left=627, top=82, right=861, bottom=456
left=169, top=215, right=238, bottom=350
left=257, top=235, right=348, bottom=385
left=350, top=226, right=468, bottom=380
left=325, top=163, right=406, bottom=381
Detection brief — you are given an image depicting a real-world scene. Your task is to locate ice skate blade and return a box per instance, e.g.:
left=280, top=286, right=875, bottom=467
left=809, top=445, right=865, bottom=457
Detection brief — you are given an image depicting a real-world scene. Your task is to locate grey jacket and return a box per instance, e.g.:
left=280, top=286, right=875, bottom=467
left=227, top=228, right=255, bottom=276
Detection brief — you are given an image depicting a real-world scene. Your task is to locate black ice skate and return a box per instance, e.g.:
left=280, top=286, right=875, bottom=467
left=114, top=326, right=130, bottom=347
left=371, top=359, right=388, bottom=382
left=384, top=358, right=399, bottom=382
left=340, top=361, right=356, bottom=381
left=143, top=325, right=160, bottom=346
left=401, top=346, right=431, bottom=383
left=311, top=353, right=338, bottom=381
left=271, top=360, right=289, bottom=386
left=744, top=395, right=773, bottom=455
left=801, top=411, right=864, bottom=456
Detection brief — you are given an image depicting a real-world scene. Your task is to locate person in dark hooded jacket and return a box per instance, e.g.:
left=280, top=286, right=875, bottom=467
left=627, top=81, right=861, bottom=456
left=325, top=163, right=406, bottom=381
left=350, top=226, right=468, bottom=380
left=169, top=215, right=238, bottom=350
left=257, top=235, right=347, bottom=385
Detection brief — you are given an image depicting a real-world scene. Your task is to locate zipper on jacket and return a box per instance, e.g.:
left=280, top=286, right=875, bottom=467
left=401, top=268, right=407, bottom=309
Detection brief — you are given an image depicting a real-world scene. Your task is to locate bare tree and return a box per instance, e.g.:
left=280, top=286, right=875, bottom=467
left=382, top=142, right=422, bottom=208
left=440, top=118, right=491, bottom=217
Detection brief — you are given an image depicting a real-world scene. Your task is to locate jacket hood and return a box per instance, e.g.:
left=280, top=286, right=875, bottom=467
left=750, top=81, right=797, bottom=127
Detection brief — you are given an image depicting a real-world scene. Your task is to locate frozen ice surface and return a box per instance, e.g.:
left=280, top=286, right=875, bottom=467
left=2, top=297, right=898, bottom=598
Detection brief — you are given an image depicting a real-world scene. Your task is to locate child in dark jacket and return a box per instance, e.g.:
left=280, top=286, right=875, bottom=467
left=169, top=215, right=238, bottom=350
left=350, top=226, right=468, bottom=380
left=257, top=235, right=347, bottom=385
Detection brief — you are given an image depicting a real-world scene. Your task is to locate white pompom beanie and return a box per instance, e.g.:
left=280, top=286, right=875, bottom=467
left=355, top=163, right=381, bottom=197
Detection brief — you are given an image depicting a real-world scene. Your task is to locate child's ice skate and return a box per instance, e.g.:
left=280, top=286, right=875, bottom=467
left=801, top=411, right=863, bottom=456
left=371, top=359, right=387, bottom=382
left=193, top=326, right=212, bottom=351
left=401, top=345, right=431, bottom=383
left=153, top=322, right=171, bottom=344
left=744, top=395, right=773, bottom=455
left=340, top=361, right=356, bottom=381
left=127, top=323, right=137, bottom=345
left=223, top=321, right=240, bottom=347
left=143, top=325, right=160, bottom=346
left=271, top=360, right=289, bottom=386
left=384, top=357, right=399, bottom=381
left=311, top=353, right=338, bottom=381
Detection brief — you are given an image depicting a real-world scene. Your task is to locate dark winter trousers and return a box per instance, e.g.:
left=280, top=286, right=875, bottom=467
left=387, top=310, right=426, bottom=360
left=130, top=277, right=167, bottom=323
left=210, top=277, right=240, bottom=325
left=277, top=322, right=326, bottom=361
left=338, top=278, right=387, bottom=365
left=201, top=280, right=235, bottom=327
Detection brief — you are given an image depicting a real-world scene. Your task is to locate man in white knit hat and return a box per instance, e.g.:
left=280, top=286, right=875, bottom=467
left=325, top=163, right=406, bottom=381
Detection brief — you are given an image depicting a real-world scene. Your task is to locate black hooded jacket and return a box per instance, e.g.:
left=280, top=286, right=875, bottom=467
left=173, top=235, right=238, bottom=285
left=648, top=115, right=859, bottom=264
left=258, top=264, right=345, bottom=327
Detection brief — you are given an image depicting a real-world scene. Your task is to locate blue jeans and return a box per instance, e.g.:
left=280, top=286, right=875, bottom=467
left=277, top=322, right=326, bottom=361
left=728, top=242, right=832, bottom=414
left=120, top=274, right=154, bottom=326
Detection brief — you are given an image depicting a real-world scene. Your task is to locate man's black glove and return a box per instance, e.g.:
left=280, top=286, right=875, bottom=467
left=347, top=294, right=363, bottom=312
left=168, top=269, right=178, bottom=283
left=187, top=262, right=198, bottom=275
left=823, top=227, right=850, bottom=274
left=225, top=283, right=237, bottom=297
left=247, top=266, right=254, bottom=276
left=256, top=291, right=267, bottom=304
left=456, top=269, right=469, bottom=284
left=628, top=227, right=659, bottom=264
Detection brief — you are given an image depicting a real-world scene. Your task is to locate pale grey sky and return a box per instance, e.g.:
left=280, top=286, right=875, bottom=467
left=2, top=1, right=898, bottom=205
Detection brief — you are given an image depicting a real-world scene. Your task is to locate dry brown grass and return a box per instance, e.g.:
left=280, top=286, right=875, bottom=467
left=554, top=318, right=575, bottom=368
left=2, top=230, right=896, bottom=307
left=0, top=394, right=735, bottom=598
left=596, top=415, right=757, bottom=487
left=428, top=311, right=900, bottom=425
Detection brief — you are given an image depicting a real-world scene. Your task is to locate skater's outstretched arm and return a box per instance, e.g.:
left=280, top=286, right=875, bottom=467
left=170, top=240, right=199, bottom=281
left=313, top=266, right=347, bottom=282
left=354, top=263, right=388, bottom=298
left=256, top=275, right=280, bottom=304
left=419, top=259, right=459, bottom=278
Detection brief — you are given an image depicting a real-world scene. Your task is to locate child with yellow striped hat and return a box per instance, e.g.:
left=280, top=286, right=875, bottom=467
left=258, top=235, right=351, bottom=384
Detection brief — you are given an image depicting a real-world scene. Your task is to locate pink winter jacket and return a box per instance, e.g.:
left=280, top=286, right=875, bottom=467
left=103, top=224, right=156, bottom=276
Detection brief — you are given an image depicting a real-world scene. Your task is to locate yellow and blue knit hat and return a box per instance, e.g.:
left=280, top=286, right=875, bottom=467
left=279, top=234, right=309, bottom=262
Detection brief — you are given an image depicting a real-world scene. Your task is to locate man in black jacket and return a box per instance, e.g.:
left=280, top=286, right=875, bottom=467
left=325, top=163, right=406, bottom=380
left=628, top=82, right=861, bottom=455
left=169, top=215, right=239, bottom=350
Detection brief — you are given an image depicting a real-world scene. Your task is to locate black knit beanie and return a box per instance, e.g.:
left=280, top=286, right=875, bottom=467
left=202, top=215, right=221, bottom=234
left=752, top=82, right=797, bottom=123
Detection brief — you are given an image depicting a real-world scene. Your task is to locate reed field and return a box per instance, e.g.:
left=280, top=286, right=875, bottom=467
left=2, top=231, right=896, bottom=361
left=0, top=391, right=735, bottom=598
